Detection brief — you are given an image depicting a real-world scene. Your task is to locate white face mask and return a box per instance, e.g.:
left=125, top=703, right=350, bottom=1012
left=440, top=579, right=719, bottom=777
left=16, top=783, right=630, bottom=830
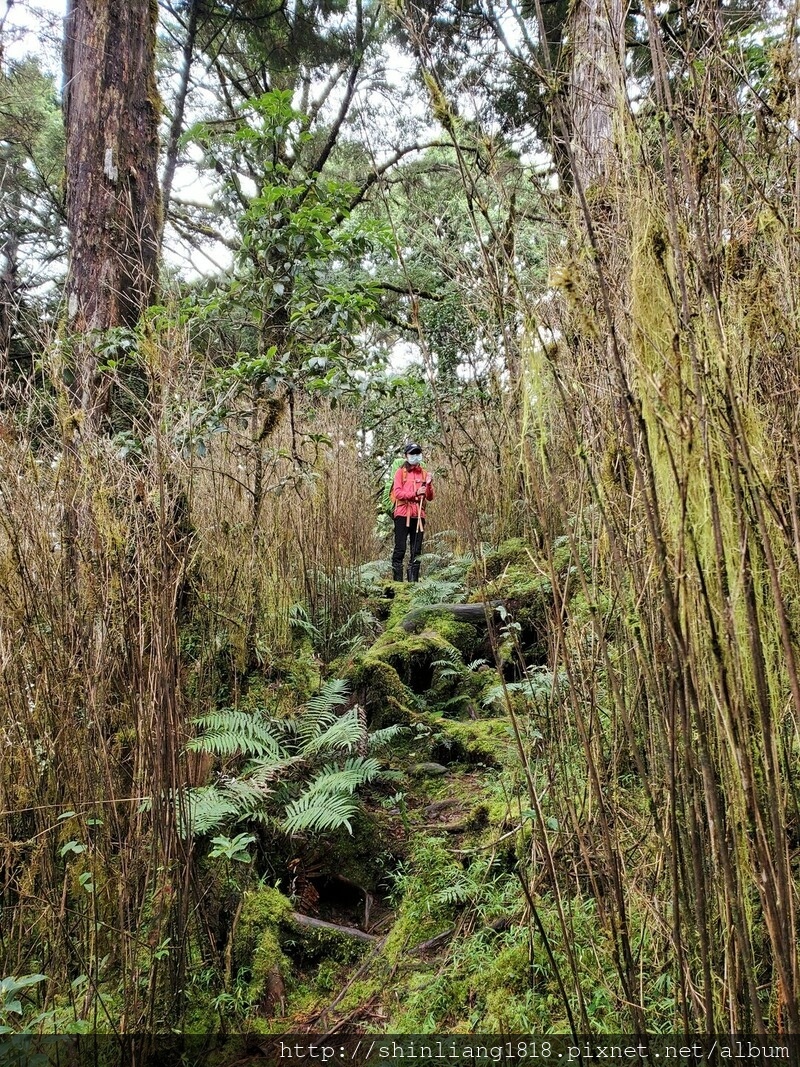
left=406, top=453, right=422, bottom=466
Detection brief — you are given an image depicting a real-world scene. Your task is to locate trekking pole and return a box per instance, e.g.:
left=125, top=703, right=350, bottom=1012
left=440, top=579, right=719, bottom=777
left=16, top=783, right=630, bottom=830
left=417, top=476, right=430, bottom=534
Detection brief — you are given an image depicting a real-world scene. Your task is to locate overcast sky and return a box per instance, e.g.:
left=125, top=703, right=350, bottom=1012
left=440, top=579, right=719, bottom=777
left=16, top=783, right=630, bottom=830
left=2, top=0, right=64, bottom=73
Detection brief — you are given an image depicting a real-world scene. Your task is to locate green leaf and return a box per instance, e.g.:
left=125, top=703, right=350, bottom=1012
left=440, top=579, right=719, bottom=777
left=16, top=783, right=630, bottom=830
left=59, top=840, right=86, bottom=857
left=187, top=709, right=284, bottom=759
left=283, top=791, right=358, bottom=835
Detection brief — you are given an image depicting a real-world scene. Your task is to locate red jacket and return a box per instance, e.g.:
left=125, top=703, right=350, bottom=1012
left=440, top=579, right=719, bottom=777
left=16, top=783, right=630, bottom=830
left=392, top=463, right=434, bottom=520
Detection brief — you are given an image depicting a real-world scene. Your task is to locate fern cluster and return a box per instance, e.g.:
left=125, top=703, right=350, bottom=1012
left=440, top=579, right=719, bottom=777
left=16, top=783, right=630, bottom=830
left=183, top=679, right=403, bottom=837
left=481, top=666, right=563, bottom=712
left=289, top=601, right=378, bottom=661
left=409, top=576, right=465, bottom=607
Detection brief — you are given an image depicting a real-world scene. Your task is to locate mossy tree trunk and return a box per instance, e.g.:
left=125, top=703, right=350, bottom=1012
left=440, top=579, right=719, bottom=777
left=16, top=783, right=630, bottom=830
left=63, top=0, right=161, bottom=427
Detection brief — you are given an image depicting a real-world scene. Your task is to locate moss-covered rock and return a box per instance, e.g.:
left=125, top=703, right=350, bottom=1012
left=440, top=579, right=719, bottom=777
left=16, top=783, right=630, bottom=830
left=231, top=886, right=293, bottom=1018
left=467, top=538, right=537, bottom=584
left=348, top=654, right=415, bottom=728
left=233, top=886, right=292, bottom=966
left=431, top=718, right=515, bottom=768
left=465, top=550, right=554, bottom=667
left=400, top=610, right=484, bottom=661
left=385, top=584, right=416, bottom=630
left=368, top=628, right=460, bottom=692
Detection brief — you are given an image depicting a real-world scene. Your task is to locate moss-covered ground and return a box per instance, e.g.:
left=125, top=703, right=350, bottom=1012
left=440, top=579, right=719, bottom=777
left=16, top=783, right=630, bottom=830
left=29, top=537, right=672, bottom=1038
left=175, top=536, right=612, bottom=1035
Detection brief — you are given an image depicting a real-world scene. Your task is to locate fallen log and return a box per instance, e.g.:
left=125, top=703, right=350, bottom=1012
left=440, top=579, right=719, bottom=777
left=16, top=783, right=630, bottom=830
left=290, top=911, right=378, bottom=943
left=409, top=915, right=514, bottom=955
left=400, top=601, right=504, bottom=633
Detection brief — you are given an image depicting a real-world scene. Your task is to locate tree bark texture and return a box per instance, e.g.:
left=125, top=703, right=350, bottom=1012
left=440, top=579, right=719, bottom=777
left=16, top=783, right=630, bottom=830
left=567, top=0, right=625, bottom=188
left=0, top=164, right=22, bottom=382
left=63, top=0, right=161, bottom=413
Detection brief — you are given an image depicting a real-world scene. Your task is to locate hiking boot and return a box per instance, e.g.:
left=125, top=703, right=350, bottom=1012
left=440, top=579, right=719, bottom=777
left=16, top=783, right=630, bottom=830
left=407, top=563, right=420, bottom=582
left=392, top=567, right=403, bottom=582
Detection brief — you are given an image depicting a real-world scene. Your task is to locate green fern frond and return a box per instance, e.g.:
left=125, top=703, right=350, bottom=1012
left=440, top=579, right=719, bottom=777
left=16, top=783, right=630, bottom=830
left=282, top=791, right=359, bottom=835
left=305, top=756, right=383, bottom=796
left=438, top=694, right=472, bottom=711
left=358, top=559, right=389, bottom=585
left=301, top=708, right=362, bottom=755
left=482, top=667, right=558, bottom=709
left=441, top=644, right=463, bottom=665
left=187, top=709, right=283, bottom=759
left=224, top=780, right=283, bottom=825
left=182, top=785, right=240, bottom=835
left=304, top=678, right=350, bottom=718
left=179, top=677, right=401, bottom=843
left=410, top=578, right=463, bottom=606
left=294, top=678, right=351, bottom=744
left=245, top=753, right=304, bottom=786
left=434, top=883, right=473, bottom=906
left=367, top=724, right=407, bottom=750
left=289, top=602, right=321, bottom=641
left=431, top=655, right=463, bottom=679
left=333, top=608, right=377, bottom=639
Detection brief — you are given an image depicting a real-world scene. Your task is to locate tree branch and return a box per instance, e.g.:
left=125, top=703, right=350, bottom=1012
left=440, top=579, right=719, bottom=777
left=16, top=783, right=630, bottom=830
left=160, top=0, right=200, bottom=245
left=307, top=0, right=366, bottom=178
left=347, top=140, right=453, bottom=212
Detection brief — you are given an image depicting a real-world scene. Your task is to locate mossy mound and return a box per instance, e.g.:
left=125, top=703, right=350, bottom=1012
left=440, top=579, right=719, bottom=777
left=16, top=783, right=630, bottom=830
left=233, top=886, right=292, bottom=965
left=348, top=654, right=416, bottom=728
left=232, top=886, right=293, bottom=1017
left=367, top=627, right=471, bottom=704
left=400, top=610, right=484, bottom=661
left=467, top=565, right=553, bottom=667
left=385, top=583, right=416, bottom=629
left=468, top=563, right=550, bottom=604
left=467, top=538, right=537, bottom=584
left=349, top=620, right=481, bottom=724
left=431, top=718, right=515, bottom=769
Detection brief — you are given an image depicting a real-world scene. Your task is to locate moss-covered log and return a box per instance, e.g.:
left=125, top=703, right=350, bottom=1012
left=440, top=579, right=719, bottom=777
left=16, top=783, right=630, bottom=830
left=290, top=912, right=378, bottom=943
left=399, top=601, right=503, bottom=633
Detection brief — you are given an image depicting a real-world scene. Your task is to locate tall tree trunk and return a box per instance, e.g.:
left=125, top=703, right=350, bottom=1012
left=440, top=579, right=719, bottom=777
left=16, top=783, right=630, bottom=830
left=567, top=0, right=625, bottom=188
left=63, top=0, right=161, bottom=425
left=0, top=160, right=21, bottom=384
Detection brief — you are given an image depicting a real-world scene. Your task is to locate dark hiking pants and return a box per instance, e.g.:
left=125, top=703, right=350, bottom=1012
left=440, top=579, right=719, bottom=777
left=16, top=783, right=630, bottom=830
left=392, top=516, right=423, bottom=581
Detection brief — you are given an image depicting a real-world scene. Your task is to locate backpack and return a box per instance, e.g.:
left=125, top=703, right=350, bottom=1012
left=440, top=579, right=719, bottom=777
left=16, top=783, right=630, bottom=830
left=381, top=458, right=404, bottom=516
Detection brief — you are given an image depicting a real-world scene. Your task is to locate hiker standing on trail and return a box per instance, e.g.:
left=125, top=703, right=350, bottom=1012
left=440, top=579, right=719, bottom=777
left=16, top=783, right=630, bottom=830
left=390, top=442, right=434, bottom=582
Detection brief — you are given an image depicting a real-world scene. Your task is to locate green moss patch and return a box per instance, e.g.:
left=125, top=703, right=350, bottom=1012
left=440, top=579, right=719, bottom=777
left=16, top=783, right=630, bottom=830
left=233, top=886, right=292, bottom=969
left=431, top=718, right=515, bottom=769
left=348, top=655, right=415, bottom=728
left=467, top=538, right=537, bottom=584
left=357, top=627, right=464, bottom=698
left=401, top=611, right=484, bottom=661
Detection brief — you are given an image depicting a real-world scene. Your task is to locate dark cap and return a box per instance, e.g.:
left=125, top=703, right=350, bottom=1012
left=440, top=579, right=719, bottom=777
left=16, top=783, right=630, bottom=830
left=404, top=441, right=422, bottom=455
